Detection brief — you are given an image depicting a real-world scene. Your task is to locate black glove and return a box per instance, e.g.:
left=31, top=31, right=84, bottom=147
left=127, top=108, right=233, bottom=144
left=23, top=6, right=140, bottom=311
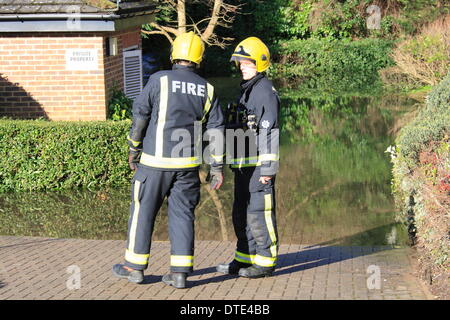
left=128, top=149, right=141, bottom=171
left=208, top=170, right=224, bottom=190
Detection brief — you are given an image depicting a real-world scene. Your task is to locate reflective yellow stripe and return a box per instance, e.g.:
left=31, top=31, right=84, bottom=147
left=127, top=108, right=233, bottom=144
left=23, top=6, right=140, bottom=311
left=264, top=193, right=277, bottom=257
left=125, top=250, right=149, bottom=265
left=211, top=154, right=224, bottom=163
left=230, top=156, right=258, bottom=167
left=201, top=83, right=214, bottom=123
left=127, top=135, right=141, bottom=148
left=257, top=153, right=279, bottom=164
left=140, top=152, right=200, bottom=169
left=254, top=254, right=277, bottom=267
left=128, top=180, right=141, bottom=255
left=234, top=251, right=255, bottom=264
left=155, top=76, right=168, bottom=157
left=231, top=156, right=259, bottom=162
left=170, top=255, right=194, bottom=267
left=230, top=154, right=278, bottom=168
left=230, top=156, right=258, bottom=168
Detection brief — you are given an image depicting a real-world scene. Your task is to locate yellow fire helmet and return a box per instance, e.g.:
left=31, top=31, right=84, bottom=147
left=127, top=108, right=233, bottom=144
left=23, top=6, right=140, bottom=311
left=170, top=31, right=205, bottom=65
left=230, top=37, right=271, bottom=72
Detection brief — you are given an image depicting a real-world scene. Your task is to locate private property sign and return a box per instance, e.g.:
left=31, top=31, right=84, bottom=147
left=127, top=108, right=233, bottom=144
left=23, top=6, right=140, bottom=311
left=65, top=49, right=98, bottom=71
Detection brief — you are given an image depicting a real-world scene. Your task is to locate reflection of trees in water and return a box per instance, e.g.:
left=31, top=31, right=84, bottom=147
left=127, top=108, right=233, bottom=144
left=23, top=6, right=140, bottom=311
left=0, top=89, right=415, bottom=246
left=273, top=93, right=415, bottom=245
left=152, top=169, right=233, bottom=241
left=279, top=90, right=418, bottom=143
left=0, top=164, right=408, bottom=246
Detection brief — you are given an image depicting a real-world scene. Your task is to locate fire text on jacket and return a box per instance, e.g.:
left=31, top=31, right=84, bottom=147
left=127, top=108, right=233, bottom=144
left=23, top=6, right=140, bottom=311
left=172, top=81, right=206, bottom=97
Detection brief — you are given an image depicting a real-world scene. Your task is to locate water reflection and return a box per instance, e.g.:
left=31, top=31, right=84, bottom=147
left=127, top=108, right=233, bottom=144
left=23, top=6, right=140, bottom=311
left=0, top=80, right=420, bottom=247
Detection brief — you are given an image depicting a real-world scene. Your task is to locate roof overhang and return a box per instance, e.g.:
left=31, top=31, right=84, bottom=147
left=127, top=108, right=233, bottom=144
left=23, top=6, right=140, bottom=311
left=0, top=11, right=155, bottom=32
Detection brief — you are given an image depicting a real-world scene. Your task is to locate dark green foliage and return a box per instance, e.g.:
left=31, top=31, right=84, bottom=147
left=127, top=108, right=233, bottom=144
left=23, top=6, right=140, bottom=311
left=234, top=0, right=449, bottom=44
left=271, top=38, right=395, bottom=91
left=0, top=120, right=132, bottom=192
left=107, top=89, right=133, bottom=120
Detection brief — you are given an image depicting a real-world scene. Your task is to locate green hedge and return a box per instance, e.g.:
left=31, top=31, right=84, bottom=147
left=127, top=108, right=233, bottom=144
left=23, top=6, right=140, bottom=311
left=270, top=38, right=395, bottom=91
left=391, top=73, right=449, bottom=271
left=394, top=72, right=450, bottom=165
left=0, top=120, right=132, bottom=192
left=391, top=72, right=449, bottom=223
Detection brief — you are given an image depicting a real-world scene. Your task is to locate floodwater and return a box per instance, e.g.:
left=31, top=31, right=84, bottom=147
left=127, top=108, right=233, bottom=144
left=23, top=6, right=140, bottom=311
left=0, top=78, right=421, bottom=246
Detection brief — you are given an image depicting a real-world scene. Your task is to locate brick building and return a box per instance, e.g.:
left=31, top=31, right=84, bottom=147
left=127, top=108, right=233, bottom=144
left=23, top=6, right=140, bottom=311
left=0, top=0, right=157, bottom=120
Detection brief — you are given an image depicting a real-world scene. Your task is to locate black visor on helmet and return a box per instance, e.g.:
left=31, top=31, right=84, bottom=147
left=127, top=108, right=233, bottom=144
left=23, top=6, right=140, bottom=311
left=230, top=56, right=256, bottom=64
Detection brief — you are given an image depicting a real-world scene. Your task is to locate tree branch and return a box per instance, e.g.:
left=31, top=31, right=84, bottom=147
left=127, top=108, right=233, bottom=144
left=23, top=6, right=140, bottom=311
left=201, top=0, right=222, bottom=42
left=177, top=0, right=186, bottom=33
left=149, top=0, right=242, bottom=48
left=141, top=22, right=178, bottom=43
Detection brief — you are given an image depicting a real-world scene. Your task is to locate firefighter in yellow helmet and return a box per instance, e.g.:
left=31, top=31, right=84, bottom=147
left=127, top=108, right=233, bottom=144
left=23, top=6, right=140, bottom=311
left=113, top=31, right=225, bottom=288
left=217, top=37, right=280, bottom=278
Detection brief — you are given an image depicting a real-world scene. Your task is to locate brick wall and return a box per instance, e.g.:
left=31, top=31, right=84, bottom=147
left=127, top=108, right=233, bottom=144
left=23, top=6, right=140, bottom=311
left=0, top=27, right=141, bottom=121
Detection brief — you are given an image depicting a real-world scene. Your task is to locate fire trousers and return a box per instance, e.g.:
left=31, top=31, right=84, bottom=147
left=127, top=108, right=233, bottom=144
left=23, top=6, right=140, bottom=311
left=232, top=167, right=278, bottom=269
left=124, top=166, right=200, bottom=273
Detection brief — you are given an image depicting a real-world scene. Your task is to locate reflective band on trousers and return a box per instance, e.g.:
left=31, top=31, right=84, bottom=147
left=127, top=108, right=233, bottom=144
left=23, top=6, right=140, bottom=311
left=264, top=193, right=277, bottom=258
left=254, top=254, right=277, bottom=267
left=234, top=251, right=255, bottom=264
left=170, top=255, right=194, bottom=267
left=127, top=180, right=141, bottom=257
left=140, top=152, right=200, bottom=169
left=125, top=250, right=149, bottom=265
left=125, top=180, right=150, bottom=266
left=253, top=193, right=277, bottom=267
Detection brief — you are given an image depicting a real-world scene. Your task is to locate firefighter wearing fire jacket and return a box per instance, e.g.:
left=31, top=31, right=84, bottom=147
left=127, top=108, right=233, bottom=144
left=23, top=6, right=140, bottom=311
left=112, top=32, right=225, bottom=289
left=217, top=37, right=280, bottom=278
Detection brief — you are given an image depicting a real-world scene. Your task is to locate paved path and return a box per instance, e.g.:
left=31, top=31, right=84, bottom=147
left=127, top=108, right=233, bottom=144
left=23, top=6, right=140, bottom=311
left=0, top=236, right=431, bottom=300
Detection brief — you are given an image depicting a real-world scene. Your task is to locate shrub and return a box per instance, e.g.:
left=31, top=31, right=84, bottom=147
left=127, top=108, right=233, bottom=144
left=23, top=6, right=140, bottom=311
left=394, top=72, right=450, bottom=163
left=385, top=15, right=450, bottom=88
left=107, top=89, right=133, bottom=121
left=0, top=120, right=132, bottom=192
left=391, top=73, right=449, bottom=298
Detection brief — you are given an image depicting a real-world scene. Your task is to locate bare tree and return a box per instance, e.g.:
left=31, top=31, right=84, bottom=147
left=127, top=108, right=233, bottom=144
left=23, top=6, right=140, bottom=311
left=142, top=0, right=242, bottom=48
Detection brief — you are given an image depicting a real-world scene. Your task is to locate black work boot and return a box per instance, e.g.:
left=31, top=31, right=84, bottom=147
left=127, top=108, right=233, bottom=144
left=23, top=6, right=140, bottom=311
left=238, top=265, right=273, bottom=278
left=162, top=272, right=187, bottom=289
left=112, top=264, right=144, bottom=284
left=216, top=260, right=251, bottom=275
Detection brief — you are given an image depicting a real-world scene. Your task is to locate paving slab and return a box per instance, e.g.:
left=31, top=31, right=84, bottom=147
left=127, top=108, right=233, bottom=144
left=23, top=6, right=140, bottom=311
left=0, top=236, right=431, bottom=300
